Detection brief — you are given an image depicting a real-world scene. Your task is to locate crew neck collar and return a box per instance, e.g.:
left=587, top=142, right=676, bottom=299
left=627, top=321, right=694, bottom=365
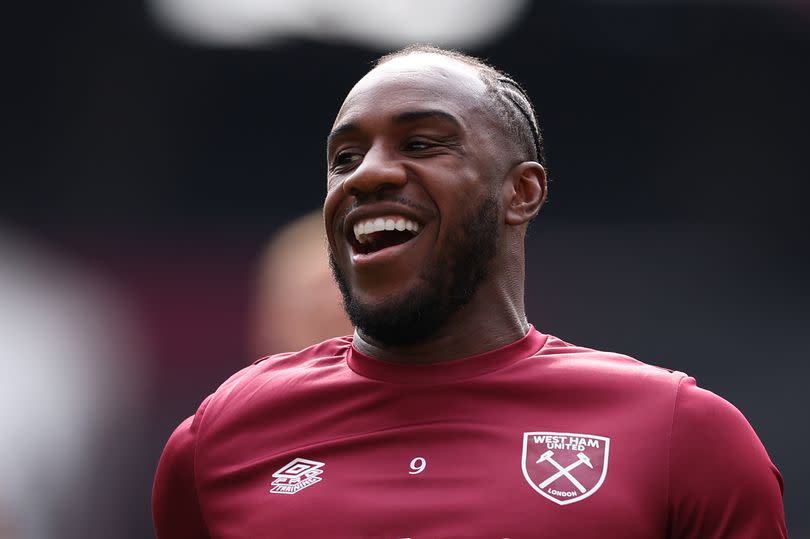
left=346, top=326, right=548, bottom=384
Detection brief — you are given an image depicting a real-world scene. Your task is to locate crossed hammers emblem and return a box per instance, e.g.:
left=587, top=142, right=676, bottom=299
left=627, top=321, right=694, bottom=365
left=536, top=450, right=593, bottom=493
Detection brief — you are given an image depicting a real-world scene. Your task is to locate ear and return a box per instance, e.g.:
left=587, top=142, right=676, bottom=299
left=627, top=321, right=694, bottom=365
left=502, top=161, right=546, bottom=226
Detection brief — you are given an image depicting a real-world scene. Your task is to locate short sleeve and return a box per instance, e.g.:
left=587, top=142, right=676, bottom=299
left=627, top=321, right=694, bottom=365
left=152, top=400, right=212, bottom=539
left=667, top=376, right=786, bottom=538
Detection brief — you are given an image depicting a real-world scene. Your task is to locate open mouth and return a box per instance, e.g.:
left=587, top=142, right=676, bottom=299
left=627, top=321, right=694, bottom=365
left=350, top=216, right=421, bottom=255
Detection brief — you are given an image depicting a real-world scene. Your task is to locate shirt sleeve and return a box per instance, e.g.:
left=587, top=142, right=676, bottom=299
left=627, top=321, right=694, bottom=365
left=667, top=376, right=787, bottom=538
left=152, top=402, right=211, bottom=539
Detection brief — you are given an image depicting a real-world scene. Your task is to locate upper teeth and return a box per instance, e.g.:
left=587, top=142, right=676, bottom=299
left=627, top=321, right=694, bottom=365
left=353, top=216, right=420, bottom=242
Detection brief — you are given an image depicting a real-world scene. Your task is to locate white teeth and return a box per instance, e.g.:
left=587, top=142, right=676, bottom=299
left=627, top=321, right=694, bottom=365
left=352, top=215, right=421, bottom=243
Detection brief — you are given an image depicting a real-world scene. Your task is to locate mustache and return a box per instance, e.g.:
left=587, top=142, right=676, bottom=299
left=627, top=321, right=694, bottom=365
left=339, top=194, right=432, bottom=220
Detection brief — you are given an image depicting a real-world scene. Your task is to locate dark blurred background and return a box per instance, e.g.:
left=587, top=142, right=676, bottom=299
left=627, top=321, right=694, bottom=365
left=2, top=0, right=808, bottom=537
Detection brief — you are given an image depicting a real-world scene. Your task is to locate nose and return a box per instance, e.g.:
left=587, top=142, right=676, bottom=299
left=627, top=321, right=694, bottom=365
left=342, top=144, right=407, bottom=196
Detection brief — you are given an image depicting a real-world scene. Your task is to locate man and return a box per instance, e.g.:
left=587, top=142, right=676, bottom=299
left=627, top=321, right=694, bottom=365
left=153, top=45, right=786, bottom=538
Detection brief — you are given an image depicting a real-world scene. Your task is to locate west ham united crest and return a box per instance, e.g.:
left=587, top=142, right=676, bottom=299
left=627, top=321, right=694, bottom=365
left=522, top=431, right=610, bottom=505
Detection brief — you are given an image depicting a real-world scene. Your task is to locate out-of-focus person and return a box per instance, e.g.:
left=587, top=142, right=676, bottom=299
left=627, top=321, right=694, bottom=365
left=248, top=210, right=352, bottom=357
left=0, top=226, right=145, bottom=539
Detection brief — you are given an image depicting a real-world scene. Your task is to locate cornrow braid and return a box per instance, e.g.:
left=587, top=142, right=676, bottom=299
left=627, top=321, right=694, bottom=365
left=494, top=77, right=544, bottom=166
left=376, top=44, right=546, bottom=168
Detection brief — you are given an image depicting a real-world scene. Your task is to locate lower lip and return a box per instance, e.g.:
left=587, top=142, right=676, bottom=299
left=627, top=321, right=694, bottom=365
left=350, top=234, right=421, bottom=266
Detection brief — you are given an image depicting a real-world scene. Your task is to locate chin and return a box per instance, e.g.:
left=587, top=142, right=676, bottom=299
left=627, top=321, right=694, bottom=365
left=335, top=271, right=444, bottom=347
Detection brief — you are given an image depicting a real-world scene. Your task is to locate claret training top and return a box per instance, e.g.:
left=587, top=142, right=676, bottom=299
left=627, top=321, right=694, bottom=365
left=153, top=327, right=786, bottom=538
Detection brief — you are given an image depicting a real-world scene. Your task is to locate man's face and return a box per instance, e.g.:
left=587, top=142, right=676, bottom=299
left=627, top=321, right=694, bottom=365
left=324, top=54, right=511, bottom=346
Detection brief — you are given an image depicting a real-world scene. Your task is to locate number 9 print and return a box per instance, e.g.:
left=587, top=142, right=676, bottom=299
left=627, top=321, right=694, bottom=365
left=409, top=457, right=426, bottom=475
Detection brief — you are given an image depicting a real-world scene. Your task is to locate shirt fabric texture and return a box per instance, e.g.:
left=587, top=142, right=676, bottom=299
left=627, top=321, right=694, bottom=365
left=153, top=327, right=786, bottom=538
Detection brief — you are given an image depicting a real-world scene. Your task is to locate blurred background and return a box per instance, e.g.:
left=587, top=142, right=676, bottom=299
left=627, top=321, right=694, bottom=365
left=3, top=0, right=808, bottom=536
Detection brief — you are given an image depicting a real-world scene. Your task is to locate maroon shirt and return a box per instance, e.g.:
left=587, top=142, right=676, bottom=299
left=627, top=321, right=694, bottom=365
left=153, top=328, right=786, bottom=538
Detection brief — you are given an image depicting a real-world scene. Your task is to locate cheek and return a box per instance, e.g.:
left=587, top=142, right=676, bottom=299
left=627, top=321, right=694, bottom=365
left=432, top=176, right=492, bottom=217
left=322, top=187, right=345, bottom=247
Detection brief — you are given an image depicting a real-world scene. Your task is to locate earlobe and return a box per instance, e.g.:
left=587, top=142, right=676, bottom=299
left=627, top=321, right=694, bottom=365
left=503, top=162, right=546, bottom=226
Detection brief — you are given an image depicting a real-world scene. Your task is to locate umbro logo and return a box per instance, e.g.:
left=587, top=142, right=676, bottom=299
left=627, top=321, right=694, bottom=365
left=269, top=457, right=325, bottom=495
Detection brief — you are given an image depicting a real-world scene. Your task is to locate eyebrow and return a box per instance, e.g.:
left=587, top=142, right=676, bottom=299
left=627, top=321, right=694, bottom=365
left=394, top=109, right=462, bottom=127
left=327, top=109, right=462, bottom=146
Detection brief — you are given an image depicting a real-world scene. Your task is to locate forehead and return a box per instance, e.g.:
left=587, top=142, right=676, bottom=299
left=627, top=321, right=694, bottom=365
left=333, top=54, right=490, bottom=129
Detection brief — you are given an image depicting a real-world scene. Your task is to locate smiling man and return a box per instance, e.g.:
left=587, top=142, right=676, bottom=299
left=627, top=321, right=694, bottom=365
left=153, top=46, right=786, bottom=538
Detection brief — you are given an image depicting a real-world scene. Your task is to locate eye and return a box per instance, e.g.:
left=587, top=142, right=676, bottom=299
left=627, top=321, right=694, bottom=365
left=403, top=139, right=436, bottom=152
left=331, top=151, right=363, bottom=171
left=403, top=135, right=461, bottom=155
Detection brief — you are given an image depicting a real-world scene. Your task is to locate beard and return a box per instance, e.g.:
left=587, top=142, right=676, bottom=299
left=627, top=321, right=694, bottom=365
left=329, top=195, right=500, bottom=347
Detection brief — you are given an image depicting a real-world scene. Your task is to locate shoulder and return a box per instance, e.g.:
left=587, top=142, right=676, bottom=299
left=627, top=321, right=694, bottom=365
left=153, top=335, right=353, bottom=534
left=162, top=335, right=352, bottom=450
left=201, top=335, right=353, bottom=423
left=667, top=376, right=786, bottom=536
left=537, top=334, right=687, bottom=392
left=538, top=334, right=786, bottom=536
